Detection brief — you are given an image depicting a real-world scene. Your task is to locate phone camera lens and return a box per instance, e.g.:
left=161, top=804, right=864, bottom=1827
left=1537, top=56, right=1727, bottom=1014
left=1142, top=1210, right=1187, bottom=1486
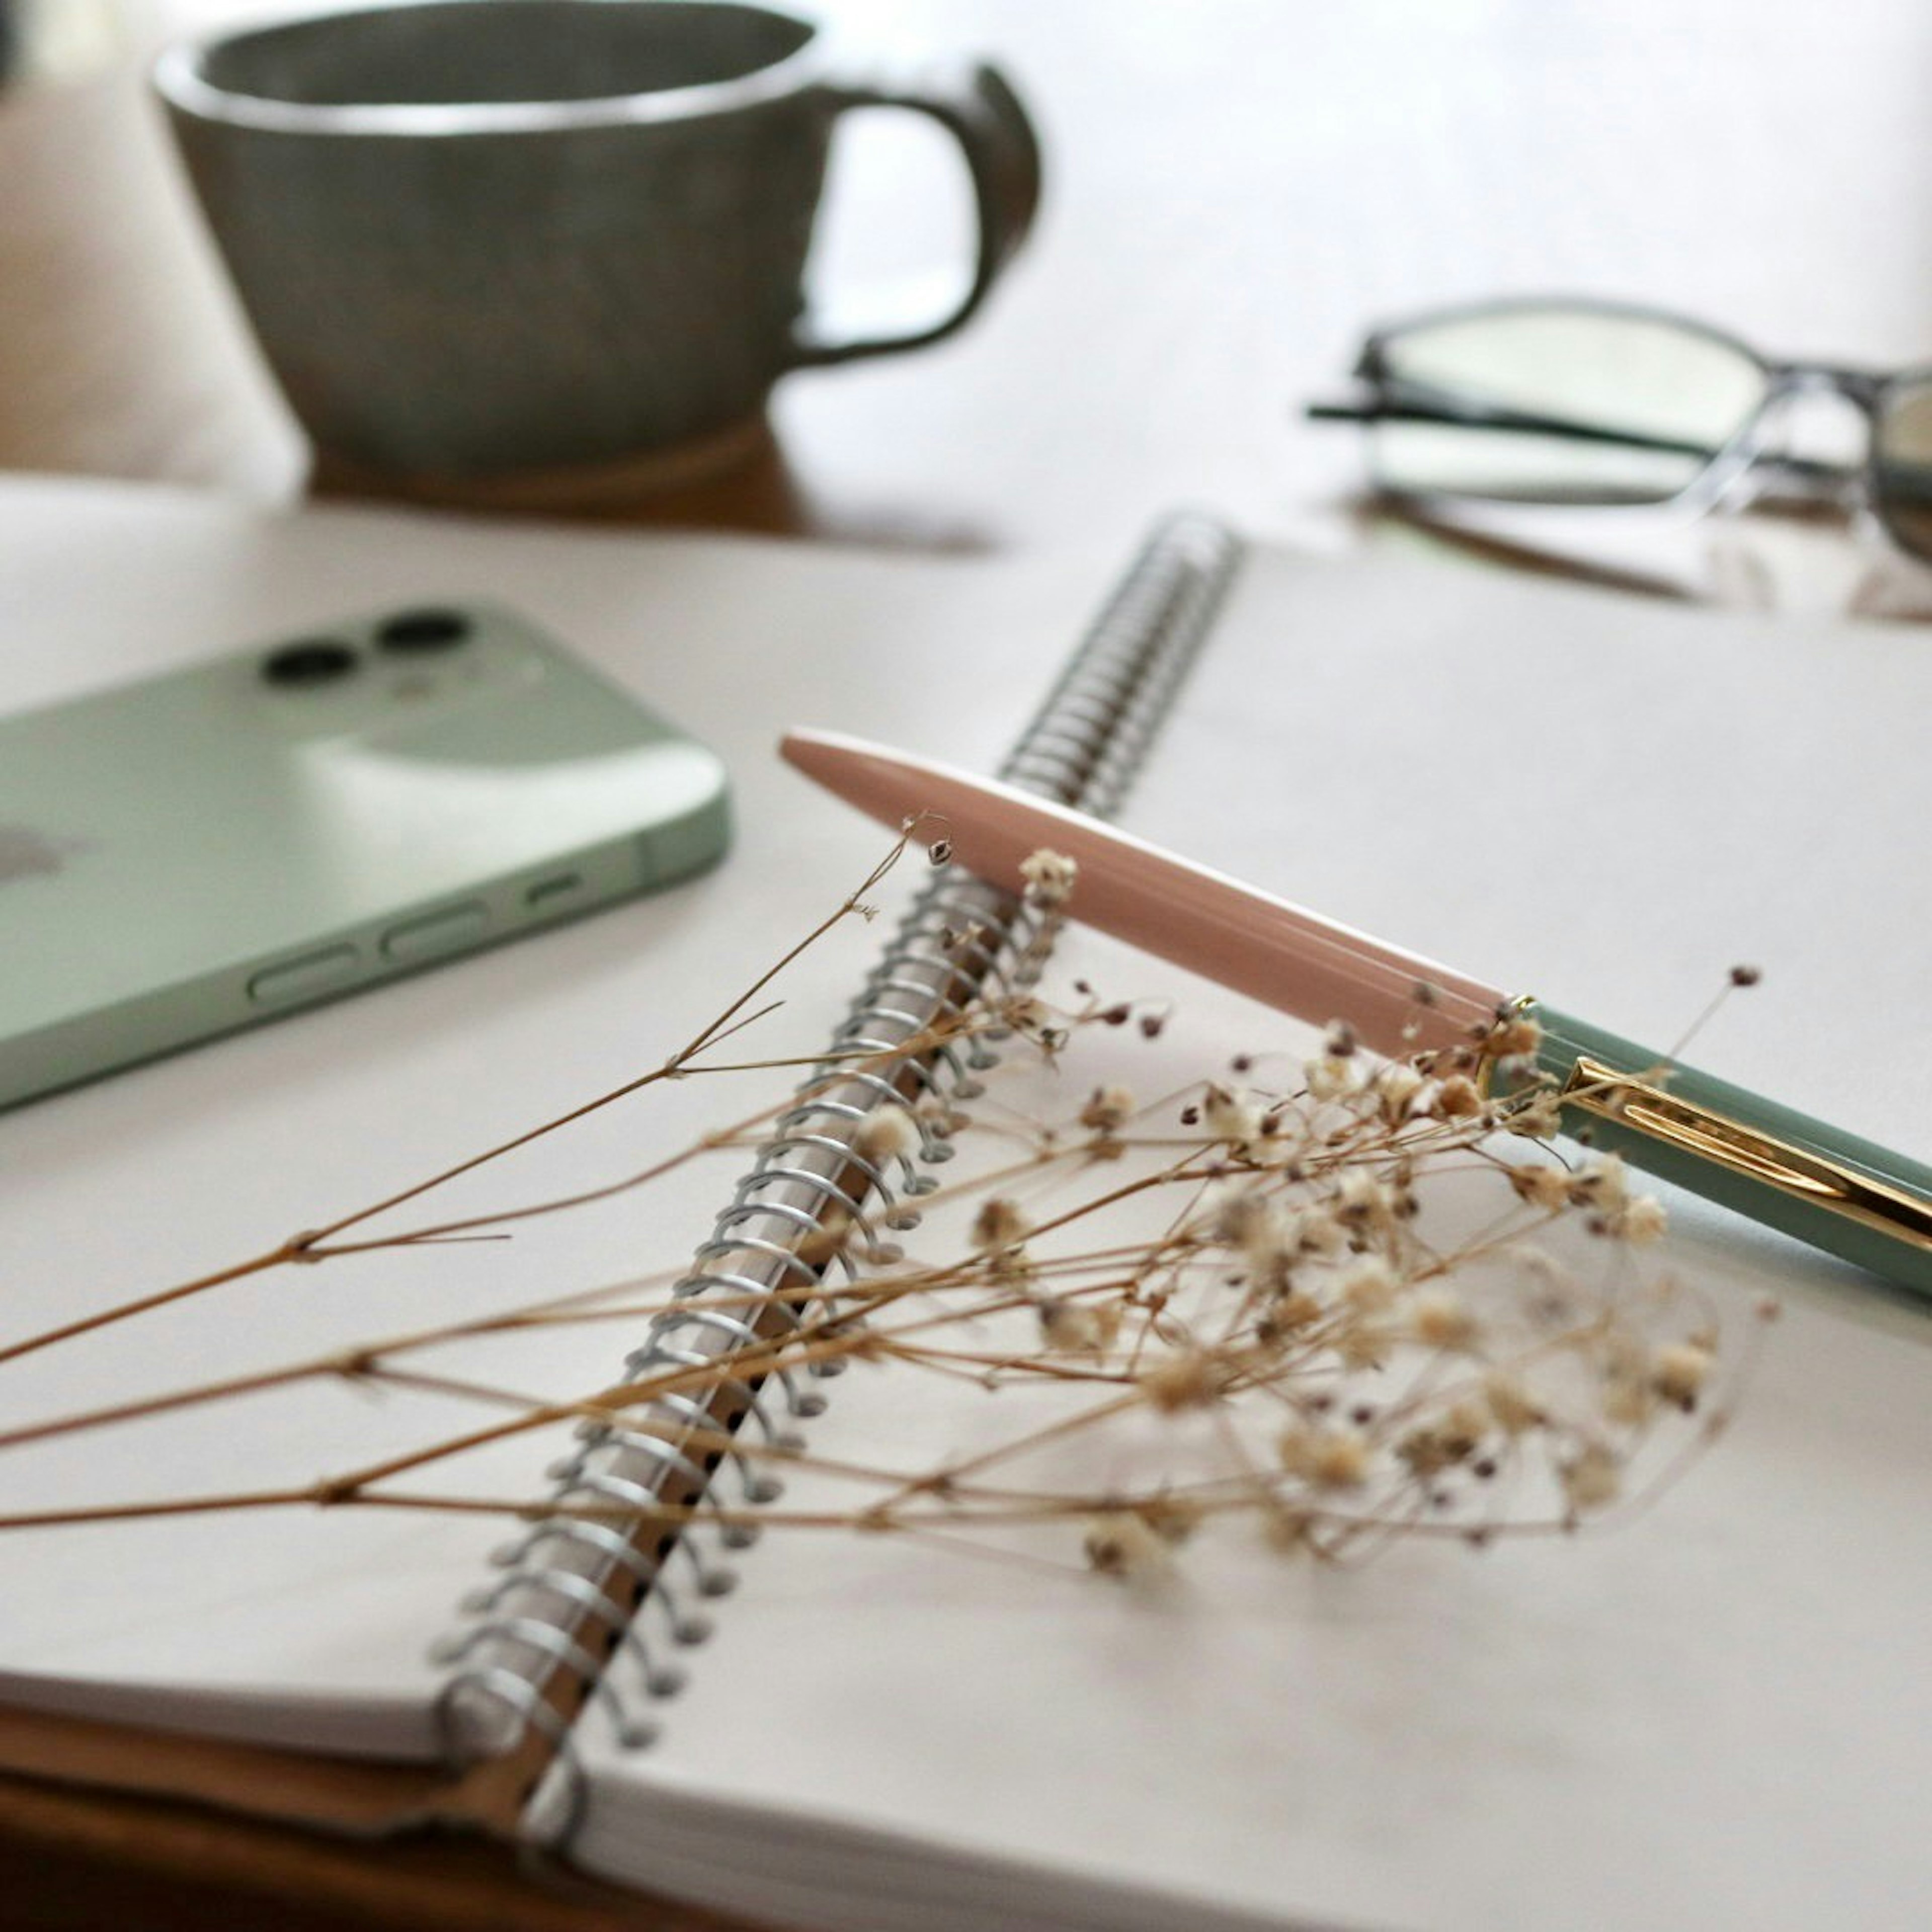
left=377, top=609, right=471, bottom=653
left=261, top=639, right=359, bottom=688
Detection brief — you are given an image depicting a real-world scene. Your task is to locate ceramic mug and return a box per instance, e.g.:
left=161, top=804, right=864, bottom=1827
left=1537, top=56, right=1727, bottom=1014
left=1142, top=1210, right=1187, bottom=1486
left=154, top=1, right=1041, bottom=487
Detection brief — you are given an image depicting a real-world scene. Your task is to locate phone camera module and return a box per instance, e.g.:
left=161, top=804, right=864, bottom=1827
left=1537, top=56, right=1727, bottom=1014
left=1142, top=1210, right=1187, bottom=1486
left=261, top=639, right=359, bottom=688
left=377, top=609, right=471, bottom=654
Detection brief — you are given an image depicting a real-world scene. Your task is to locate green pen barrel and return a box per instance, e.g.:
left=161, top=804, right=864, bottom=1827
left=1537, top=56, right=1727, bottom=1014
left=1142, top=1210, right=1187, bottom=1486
left=1508, top=1003, right=1932, bottom=1300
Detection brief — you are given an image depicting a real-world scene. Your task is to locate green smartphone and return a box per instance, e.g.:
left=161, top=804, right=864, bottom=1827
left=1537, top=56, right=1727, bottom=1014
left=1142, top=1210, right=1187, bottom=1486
left=0, top=602, right=730, bottom=1109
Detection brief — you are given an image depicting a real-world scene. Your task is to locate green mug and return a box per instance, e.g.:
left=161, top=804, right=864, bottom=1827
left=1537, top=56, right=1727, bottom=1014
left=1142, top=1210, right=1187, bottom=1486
left=155, top=1, right=1041, bottom=487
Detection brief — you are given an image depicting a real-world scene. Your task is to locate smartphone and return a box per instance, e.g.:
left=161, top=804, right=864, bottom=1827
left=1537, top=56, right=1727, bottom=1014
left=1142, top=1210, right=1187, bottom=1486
left=0, top=602, right=730, bottom=1109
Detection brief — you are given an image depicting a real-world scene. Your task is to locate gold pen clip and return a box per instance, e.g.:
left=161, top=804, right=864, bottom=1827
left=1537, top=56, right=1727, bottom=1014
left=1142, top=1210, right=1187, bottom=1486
left=1562, top=1057, right=1932, bottom=1255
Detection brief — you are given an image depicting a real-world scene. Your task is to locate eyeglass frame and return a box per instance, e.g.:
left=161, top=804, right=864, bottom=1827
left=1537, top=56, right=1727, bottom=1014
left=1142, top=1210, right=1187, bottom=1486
left=1307, top=294, right=1932, bottom=560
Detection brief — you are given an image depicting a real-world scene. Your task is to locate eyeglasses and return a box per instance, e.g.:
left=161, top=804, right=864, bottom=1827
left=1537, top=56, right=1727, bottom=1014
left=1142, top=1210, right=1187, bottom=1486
left=1308, top=297, right=1932, bottom=561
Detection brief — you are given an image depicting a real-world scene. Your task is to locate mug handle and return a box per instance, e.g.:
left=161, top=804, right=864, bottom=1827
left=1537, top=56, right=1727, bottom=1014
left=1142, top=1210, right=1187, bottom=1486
left=788, top=61, right=1042, bottom=368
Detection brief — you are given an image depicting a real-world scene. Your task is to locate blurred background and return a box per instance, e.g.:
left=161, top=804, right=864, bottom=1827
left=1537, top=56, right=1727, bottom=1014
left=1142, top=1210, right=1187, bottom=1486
left=7, top=0, right=1932, bottom=589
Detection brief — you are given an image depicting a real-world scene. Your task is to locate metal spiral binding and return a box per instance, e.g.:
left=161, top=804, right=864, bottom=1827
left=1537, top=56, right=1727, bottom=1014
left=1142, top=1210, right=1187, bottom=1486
left=434, top=513, right=1240, bottom=1832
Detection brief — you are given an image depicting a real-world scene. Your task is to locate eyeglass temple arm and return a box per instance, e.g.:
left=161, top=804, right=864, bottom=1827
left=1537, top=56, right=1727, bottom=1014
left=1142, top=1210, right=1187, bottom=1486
left=1307, top=394, right=1932, bottom=505
left=1305, top=394, right=1715, bottom=461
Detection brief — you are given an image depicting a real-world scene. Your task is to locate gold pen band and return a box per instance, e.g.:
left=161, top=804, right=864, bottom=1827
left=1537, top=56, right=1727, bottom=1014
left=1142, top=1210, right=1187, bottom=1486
left=1561, top=1057, right=1932, bottom=1258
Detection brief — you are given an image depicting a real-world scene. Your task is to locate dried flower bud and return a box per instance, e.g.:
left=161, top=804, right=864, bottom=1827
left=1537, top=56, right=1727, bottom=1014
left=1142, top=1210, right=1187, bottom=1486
left=1190, top=1178, right=1265, bottom=1249
left=855, top=1105, right=919, bottom=1166
left=1336, top=1168, right=1396, bottom=1229
left=1503, top=1089, right=1565, bottom=1140
left=1484, top=1372, right=1545, bottom=1435
left=1730, top=963, right=1762, bottom=988
left=1143, top=1352, right=1224, bottom=1411
left=1618, top=1196, right=1668, bottom=1244
left=1038, top=1298, right=1118, bottom=1353
left=1339, top=1258, right=1398, bottom=1313
left=1280, top=1423, right=1370, bottom=1489
left=1323, top=1019, right=1359, bottom=1059
left=1568, top=1153, right=1630, bottom=1213
left=1374, top=1062, right=1426, bottom=1122
left=1485, top=1013, right=1544, bottom=1061
left=1509, top=1163, right=1572, bottom=1211
left=1019, top=848, right=1078, bottom=908
left=1409, top=1289, right=1478, bottom=1349
left=1202, top=1084, right=1264, bottom=1149
left=1286, top=1205, right=1345, bottom=1258
left=1397, top=1402, right=1485, bottom=1477
left=1078, top=1084, right=1136, bottom=1136
left=1560, top=1443, right=1623, bottom=1512
left=970, top=1196, right=1031, bottom=1252
left=1083, top=1511, right=1171, bottom=1579
left=1651, top=1340, right=1714, bottom=1409
left=1304, top=1055, right=1357, bottom=1102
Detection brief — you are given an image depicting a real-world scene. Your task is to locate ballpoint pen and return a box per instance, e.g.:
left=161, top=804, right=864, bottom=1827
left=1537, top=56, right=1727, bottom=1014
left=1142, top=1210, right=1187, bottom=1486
left=781, top=727, right=1932, bottom=1299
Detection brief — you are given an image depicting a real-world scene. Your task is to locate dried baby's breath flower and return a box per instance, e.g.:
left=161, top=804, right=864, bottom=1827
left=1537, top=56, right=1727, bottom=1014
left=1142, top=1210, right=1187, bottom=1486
left=1265, top=1286, right=1325, bottom=1331
left=1396, top=1398, right=1488, bottom=1478
left=1560, top=1442, right=1624, bottom=1513
left=1373, top=1061, right=1426, bottom=1122
left=1484, top=1012, right=1544, bottom=1061
left=970, top=1196, right=1031, bottom=1253
left=1019, top=848, right=1078, bottom=908
left=1338, top=1258, right=1399, bottom=1313
left=0, top=841, right=1753, bottom=1611
left=1079, top=1084, right=1136, bottom=1134
left=855, top=1105, right=920, bottom=1166
left=1083, top=1510, right=1172, bottom=1579
left=1616, top=1196, right=1668, bottom=1244
left=1502, top=1085, right=1565, bottom=1139
left=1285, top=1204, right=1346, bottom=1258
left=1335, top=1169, right=1396, bottom=1232
left=1431, top=1074, right=1484, bottom=1120
left=1038, top=1297, right=1119, bottom=1353
left=1200, top=1180, right=1286, bottom=1259
left=1279, top=1423, right=1372, bottom=1490
left=1304, top=1055, right=1357, bottom=1102
left=1568, top=1152, right=1630, bottom=1213
left=1509, top=1163, right=1572, bottom=1211
left=1652, top=1339, right=1714, bottom=1409
left=1408, top=1288, right=1478, bottom=1350
left=1484, top=1372, right=1545, bottom=1436
left=1600, top=1336, right=1657, bottom=1427
left=1323, top=1019, right=1359, bottom=1059
left=1201, top=1084, right=1265, bottom=1151
left=1143, top=1352, right=1227, bottom=1412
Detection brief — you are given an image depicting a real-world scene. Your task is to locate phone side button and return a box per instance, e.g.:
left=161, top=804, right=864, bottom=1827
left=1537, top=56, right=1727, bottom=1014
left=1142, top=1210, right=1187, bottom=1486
left=382, top=903, right=489, bottom=963
left=248, top=945, right=362, bottom=1007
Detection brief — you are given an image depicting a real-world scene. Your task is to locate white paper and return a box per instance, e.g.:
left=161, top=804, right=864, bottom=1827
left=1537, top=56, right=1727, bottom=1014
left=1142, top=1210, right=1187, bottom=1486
left=566, top=546, right=1932, bottom=1930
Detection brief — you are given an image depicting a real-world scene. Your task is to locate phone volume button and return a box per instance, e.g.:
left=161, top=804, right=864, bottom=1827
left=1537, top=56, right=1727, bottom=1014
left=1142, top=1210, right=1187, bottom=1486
left=382, top=902, right=489, bottom=962
left=248, top=945, right=361, bottom=1007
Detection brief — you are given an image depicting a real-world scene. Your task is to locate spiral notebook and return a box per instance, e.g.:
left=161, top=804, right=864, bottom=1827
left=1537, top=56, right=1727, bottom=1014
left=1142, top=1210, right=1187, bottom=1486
left=1, top=476, right=1929, bottom=1932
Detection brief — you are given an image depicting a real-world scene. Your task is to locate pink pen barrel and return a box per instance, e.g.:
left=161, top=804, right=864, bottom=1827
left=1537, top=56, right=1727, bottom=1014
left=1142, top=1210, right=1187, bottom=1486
left=781, top=729, right=1504, bottom=1059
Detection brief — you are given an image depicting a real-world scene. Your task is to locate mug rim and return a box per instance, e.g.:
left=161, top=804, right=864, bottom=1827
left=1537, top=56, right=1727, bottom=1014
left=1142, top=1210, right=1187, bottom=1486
left=153, top=0, right=824, bottom=137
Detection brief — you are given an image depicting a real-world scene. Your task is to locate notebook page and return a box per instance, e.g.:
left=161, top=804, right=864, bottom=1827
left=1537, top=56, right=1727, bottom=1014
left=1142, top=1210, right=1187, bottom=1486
left=565, top=550, right=1932, bottom=1929
left=0, top=475, right=1110, bottom=1758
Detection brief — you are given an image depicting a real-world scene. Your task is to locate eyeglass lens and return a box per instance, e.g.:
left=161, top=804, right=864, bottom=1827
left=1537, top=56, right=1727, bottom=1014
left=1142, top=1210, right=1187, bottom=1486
left=1873, top=380, right=1932, bottom=558
left=1365, top=307, right=1768, bottom=507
